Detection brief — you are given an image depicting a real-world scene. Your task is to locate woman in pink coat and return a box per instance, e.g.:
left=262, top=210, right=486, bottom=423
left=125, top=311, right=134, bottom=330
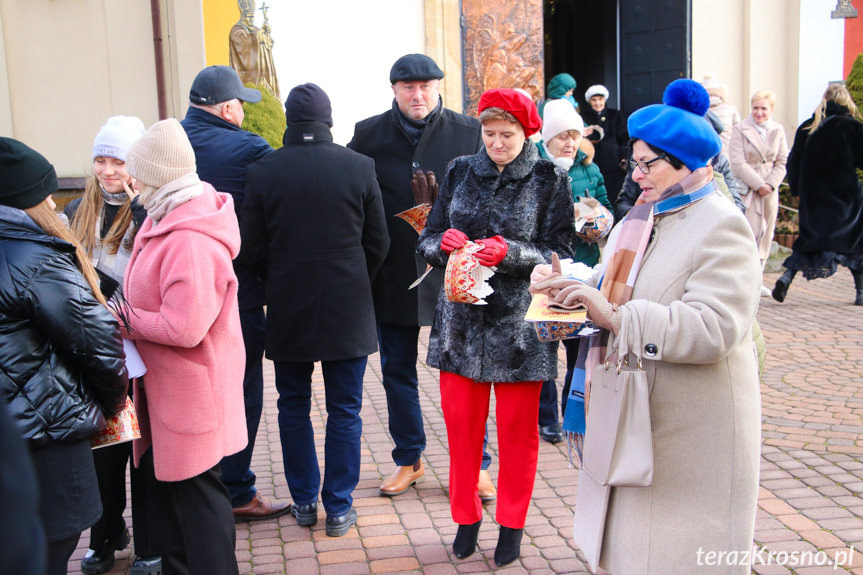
left=122, top=119, right=247, bottom=575
left=729, top=90, right=789, bottom=294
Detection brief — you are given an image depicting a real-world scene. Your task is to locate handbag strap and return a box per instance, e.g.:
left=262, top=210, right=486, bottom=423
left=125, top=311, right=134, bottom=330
left=613, top=308, right=644, bottom=371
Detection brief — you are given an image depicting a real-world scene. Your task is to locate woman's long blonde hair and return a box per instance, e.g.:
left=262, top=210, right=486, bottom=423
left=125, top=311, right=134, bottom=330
left=809, top=84, right=863, bottom=133
left=24, top=199, right=107, bottom=306
left=69, top=175, right=134, bottom=256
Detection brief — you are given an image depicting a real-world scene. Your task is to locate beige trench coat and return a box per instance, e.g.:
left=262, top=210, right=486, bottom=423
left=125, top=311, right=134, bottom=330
left=728, top=116, right=788, bottom=259
left=575, top=191, right=762, bottom=575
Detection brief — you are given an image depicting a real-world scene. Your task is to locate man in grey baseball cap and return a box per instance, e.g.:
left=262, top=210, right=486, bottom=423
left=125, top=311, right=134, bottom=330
left=180, top=65, right=291, bottom=522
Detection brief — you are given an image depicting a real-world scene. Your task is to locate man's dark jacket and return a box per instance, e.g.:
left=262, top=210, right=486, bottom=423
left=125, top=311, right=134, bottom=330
left=239, top=122, right=390, bottom=362
left=347, top=104, right=482, bottom=326
left=180, top=106, right=272, bottom=310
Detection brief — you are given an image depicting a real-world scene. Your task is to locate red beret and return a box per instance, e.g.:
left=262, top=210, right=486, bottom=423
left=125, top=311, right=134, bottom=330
left=477, top=89, right=542, bottom=137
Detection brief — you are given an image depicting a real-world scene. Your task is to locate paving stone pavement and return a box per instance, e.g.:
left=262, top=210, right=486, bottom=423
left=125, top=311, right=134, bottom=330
left=66, top=269, right=862, bottom=574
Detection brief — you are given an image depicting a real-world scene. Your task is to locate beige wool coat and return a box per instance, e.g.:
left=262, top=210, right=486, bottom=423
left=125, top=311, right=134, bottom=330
left=576, top=190, right=762, bottom=575
left=728, top=116, right=789, bottom=259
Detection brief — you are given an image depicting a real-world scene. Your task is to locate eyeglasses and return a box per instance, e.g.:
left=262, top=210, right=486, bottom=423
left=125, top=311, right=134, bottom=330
left=629, top=154, right=667, bottom=175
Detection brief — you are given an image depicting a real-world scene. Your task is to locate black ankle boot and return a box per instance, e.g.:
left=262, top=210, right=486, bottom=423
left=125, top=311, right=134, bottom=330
left=453, top=519, right=482, bottom=559
left=852, top=269, right=863, bottom=305
left=81, top=527, right=131, bottom=575
left=772, top=269, right=796, bottom=303
left=494, top=525, right=524, bottom=567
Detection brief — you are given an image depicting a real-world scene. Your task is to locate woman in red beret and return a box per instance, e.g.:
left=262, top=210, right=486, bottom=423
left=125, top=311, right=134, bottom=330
left=417, top=89, right=575, bottom=566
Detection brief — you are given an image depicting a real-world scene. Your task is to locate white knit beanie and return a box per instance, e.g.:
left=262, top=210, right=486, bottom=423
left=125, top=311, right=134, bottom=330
left=541, top=99, right=585, bottom=142
left=585, top=85, right=609, bottom=101
left=92, top=116, right=146, bottom=162
left=126, top=119, right=196, bottom=189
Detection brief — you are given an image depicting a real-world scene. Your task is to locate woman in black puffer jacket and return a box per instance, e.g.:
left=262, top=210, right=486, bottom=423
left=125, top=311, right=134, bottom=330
left=0, top=137, right=128, bottom=575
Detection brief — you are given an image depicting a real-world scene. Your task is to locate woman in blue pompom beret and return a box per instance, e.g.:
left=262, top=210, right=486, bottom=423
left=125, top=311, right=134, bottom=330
left=531, top=78, right=763, bottom=574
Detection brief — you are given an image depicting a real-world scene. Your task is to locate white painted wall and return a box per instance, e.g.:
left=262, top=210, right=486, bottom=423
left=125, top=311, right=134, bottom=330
left=259, top=0, right=426, bottom=145
left=691, top=0, right=747, bottom=116
left=796, top=0, right=845, bottom=125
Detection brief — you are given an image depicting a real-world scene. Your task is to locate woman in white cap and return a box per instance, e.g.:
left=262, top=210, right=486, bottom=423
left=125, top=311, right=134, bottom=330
left=581, top=84, right=629, bottom=207
left=122, top=119, right=247, bottom=575
left=65, top=116, right=162, bottom=575
left=536, top=98, right=613, bottom=443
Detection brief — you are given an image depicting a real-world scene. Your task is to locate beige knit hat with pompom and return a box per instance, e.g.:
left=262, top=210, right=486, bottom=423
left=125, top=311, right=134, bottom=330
left=126, top=118, right=196, bottom=189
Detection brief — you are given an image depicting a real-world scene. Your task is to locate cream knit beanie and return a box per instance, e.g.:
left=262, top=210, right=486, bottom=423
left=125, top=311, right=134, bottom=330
left=541, top=99, right=585, bottom=143
left=126, top=119, right=196, bottom=189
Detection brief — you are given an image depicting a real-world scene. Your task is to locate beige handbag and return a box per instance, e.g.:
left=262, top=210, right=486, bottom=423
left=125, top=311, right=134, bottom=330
left=581, top=312, right=654, bottom=488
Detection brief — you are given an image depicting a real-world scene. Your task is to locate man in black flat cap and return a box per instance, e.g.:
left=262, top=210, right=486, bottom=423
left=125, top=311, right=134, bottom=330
left=348, top=54, right=492, bottom=498
left=240, top=83, right=389, bottom=537
left=180, top=65, right=292, bottom=522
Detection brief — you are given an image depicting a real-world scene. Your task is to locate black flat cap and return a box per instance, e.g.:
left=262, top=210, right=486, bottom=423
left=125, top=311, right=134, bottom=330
left=285, top=83, right=333, bottom=127
left=389, top=54, right=444, bottom=84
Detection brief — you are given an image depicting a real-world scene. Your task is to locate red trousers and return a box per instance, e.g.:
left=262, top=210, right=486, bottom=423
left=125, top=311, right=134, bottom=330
left=440, top=371, right=541, bottom=528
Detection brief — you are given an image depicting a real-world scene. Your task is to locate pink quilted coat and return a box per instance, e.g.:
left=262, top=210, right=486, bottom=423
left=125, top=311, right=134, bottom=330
left=123, top=183, right=247, bottom=481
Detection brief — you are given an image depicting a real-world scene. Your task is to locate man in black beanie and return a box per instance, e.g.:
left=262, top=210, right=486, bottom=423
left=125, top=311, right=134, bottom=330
left=239, top=83, right=390, bottom=537
left=346, top=54, right=495, bottom=499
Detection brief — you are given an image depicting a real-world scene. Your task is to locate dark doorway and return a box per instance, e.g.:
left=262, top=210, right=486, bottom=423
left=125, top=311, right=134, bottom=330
left=543, top=0, right=620, bottom=111
left=619, top=0, right=691, bottom=115
left=543, top=0, right=691, bottom=116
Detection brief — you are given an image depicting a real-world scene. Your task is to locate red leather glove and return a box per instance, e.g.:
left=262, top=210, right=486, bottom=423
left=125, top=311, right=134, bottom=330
left=475, top=235, right=508, bottom=267
left=441, top=228, right=468, bottom=253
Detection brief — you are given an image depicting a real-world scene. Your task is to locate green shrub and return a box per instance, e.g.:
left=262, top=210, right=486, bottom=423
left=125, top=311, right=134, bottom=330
left=241, top=82, right=285, bottom=149
left=847, top=53, right=863, bottom=112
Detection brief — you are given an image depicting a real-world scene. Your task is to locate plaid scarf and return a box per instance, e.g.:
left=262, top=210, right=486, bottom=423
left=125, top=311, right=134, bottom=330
left=563, top=166, right=716, bottom=464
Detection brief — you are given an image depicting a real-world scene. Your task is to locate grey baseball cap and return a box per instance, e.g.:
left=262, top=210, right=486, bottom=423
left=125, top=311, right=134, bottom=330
left=189, top=65, right=262, bottom=105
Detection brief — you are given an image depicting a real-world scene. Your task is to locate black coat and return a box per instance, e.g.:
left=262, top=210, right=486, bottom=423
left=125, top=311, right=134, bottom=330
left=582, top=106, right=629, bottom=205
left=0, top=206, right=127, bottom=447
left=787, top=103, right=863, bottom=257
left=240, top=122, right=390, bottom=362
left=347, top=104, right=482, bottom=326
left=417, top=142, right=575, bottom=383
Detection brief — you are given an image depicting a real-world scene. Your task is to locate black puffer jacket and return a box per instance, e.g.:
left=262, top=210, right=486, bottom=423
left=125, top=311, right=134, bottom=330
left=417, top=141, right=575, bottom=382
left=0, top=205, right=127, bottom=447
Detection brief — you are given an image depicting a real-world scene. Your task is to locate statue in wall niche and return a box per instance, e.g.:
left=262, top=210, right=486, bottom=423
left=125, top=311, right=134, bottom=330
left=462, top=0, right=544, bottom=115
left=229, top=0, right=280, bottom=99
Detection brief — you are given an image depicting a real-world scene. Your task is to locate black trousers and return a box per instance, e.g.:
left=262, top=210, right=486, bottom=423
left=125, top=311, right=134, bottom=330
left=90, top=440, right=157, bottom=555
left=138, top=449, right=238, bottom=575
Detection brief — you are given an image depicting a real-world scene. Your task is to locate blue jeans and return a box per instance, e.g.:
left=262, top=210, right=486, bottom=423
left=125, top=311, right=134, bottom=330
left=274, top=357, right=366, bottom=516
left=219, top=307, right=265, bottom=507
left=377, top=324, right=426, bottom=466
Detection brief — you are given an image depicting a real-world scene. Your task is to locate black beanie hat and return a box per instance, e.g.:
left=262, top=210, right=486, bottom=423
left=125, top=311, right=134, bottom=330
left=284, top=83, right=333, bottom=127
left=0, top=137, right=58, bottom=209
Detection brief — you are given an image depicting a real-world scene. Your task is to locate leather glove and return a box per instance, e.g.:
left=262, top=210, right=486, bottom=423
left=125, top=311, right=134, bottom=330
left=411, top=170, right=439, bottom=206
left=441, top=228, right=468, bottom=253
left=475, top=235, right=508, bottom=267
left=551, top=284, right=622, bottom=334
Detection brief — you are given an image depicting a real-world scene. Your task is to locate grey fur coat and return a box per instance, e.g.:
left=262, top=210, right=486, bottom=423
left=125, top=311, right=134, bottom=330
left=417, top=141, right=575, bottom=382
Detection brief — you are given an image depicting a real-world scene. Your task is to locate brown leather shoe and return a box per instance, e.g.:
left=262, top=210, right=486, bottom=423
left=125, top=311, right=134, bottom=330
left=478, top=469, right=496, bottom=502
left=379, top=460, right=425, bottom=496
left=233, top=493, right=292, bottom=522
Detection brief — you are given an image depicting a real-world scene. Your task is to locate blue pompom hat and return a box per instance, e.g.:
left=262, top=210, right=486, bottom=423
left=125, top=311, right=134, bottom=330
left=627, top=79, right=722, bottom=171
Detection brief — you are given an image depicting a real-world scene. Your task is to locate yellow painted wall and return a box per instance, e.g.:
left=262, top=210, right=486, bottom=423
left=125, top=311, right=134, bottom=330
left=203, top=0, right=239, bottom=66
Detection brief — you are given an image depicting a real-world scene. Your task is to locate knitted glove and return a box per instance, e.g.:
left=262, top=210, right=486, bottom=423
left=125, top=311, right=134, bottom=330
left=475, top=235, right=508, bottom=267
left=551, top=284, right=622, bottom=334
left=529, top=252, right=563, bottom=290
left=441, top=228, right=468, bottom=253
left=411, top=170, right=439, bottom=206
